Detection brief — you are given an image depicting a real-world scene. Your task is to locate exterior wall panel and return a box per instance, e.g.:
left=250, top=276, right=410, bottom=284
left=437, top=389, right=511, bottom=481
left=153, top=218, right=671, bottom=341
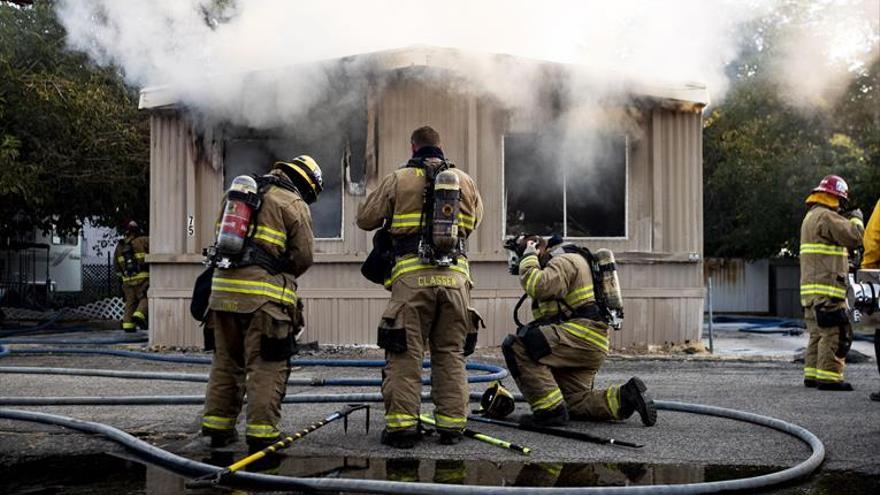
left=146, top=80, right=706, bottom=350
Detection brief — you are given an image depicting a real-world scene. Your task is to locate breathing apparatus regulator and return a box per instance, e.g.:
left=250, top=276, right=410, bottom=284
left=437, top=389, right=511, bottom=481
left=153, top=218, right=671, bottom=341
left=504, top=235, right=625, bottom=330
left=415, top=159, right=464, bottom=267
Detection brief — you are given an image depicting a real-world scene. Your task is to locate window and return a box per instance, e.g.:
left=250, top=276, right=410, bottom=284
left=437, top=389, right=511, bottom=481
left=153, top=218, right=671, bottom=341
left=504, top=133, right=627, bottom=238
left=224, top=134, right=343, bottom=239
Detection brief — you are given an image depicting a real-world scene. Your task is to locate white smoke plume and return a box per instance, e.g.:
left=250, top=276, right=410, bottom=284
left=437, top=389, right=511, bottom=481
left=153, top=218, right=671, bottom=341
left=55, top=0, right=878, bottom=127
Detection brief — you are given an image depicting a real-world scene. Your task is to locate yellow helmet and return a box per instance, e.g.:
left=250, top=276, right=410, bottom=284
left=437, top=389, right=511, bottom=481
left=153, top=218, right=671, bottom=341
left=274, top=155, right=323, bottom=204
left=476, top=381, right=516, bottom=419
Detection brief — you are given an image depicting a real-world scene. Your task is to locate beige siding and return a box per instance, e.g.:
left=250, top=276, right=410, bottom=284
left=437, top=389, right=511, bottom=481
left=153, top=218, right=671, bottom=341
left=147, top=79, right=705, bottom=350
left=147, top=114, right=222, bottom=348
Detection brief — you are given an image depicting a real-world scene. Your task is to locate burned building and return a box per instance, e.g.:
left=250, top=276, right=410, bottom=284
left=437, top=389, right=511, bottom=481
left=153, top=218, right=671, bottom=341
left=140, top=46, right=707, bottom=349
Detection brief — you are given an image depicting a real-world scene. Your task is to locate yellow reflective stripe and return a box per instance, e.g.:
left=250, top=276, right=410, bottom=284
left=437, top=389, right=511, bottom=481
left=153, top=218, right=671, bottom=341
left=254, top=225, right=286, bottom=247
left=246, top=423, right=280, bottom=438
left=121, top=272, right=150, bottom=283
left=390, top=212, right=422, bottom=228
left=519, top=254, right=539, bottom=269
left=804, top=367, right=817, bottom=379
left=253, top=233, right=285, bottom=248
left=800, top=243, right=848, bottom=256
left=606, top=385, right=621, bottom=418
left=385, top=412, right=419, bottom=429
left=851, top=217, right=864, bottom=228
left=457, top=213, right=475, bottom=229
left=212, top=277, right=297, bottom=305
left=122, top=322, right=136, bottom=329
left=564, top=285, right=595, bottom=306
left=559, top=321, right=610, bottom=352
left=539, top=463, right=563, bottom=477
left=116, top=256, right=125, bottom=263
left=132, top=310, right=146, bottom=319
left=537, top=300, right=561, bottom=315
left=202, top=415, right=235, bottom=430
left=531, top=388, right=563, bottom=412
left=434, top=413, right=466, bottom=429
left=525, top=270, right=542, bottom=297
left=384, top=257, right=471, bottom=286
left=800, top=284, right=847, bottom=298
left=815, top=369, right=843, bottom=381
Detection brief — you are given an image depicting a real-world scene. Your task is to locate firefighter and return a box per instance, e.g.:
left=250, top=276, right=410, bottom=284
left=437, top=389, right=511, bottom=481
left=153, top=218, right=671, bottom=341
left=501, top=235, right=656, bottom=427
left=860, top=199, right=880, bottom=401
left=800, top=175, right=864, bottom=391
left=114, top=220, right=149, bottom=332
left=356, top=126, right=484, bottom=448
left=201, top=156, right=321, bottom=452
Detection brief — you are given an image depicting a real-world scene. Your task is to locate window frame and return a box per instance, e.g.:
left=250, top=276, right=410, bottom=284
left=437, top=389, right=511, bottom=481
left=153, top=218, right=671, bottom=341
left=221, top=136, right=345, bottom=241
left=501, top=133, right=629, bottom=241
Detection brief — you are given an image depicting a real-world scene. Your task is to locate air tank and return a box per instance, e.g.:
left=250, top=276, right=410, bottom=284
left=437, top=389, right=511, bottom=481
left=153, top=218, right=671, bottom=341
left=594, top=248, right=623, bottom=311
left=432, top=169, right=461, bottom=253
left=215, top=175, right=259, bottom=255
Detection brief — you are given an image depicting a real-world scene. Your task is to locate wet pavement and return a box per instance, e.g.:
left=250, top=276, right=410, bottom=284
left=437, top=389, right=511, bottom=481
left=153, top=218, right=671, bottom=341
left=0, top=330, right=879, bottom=493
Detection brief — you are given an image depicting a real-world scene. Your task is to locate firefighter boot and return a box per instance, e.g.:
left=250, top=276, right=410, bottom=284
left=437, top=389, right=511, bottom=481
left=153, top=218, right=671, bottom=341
left=438, top=430, right=463, bottom=445
left=618, top=377, right=657, bottom=426
left=816, top=381, right=854, bottom=391
left=519, top=403, right=569, bottom=427
left=201, top=427, right=238, bottom=449
left=870, top=391, right=880, bottom=402
left=247, top=433, right=283, bottom=454
left=381, top=429, right=421, bottom=449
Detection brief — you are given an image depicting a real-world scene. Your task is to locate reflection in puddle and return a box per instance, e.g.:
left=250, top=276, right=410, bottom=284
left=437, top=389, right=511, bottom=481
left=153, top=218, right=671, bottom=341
left=2, top=453, right=878, bottom=494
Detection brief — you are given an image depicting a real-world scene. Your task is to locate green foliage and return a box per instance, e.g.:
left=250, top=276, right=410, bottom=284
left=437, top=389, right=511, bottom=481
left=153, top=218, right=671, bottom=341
left=704, top=5, right=879, bottom=260
left=0, top=1, right=149, bottom=237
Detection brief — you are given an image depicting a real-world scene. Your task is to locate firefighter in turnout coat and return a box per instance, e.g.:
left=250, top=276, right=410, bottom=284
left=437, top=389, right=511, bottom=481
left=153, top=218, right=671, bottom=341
left=356, top=126, right=484, bottom=448
left=501, top=236, right=657, bottom=427
left=800, top=175, right=864, bottom=391
left=114, top=221, right=149, bottom=332
left=201, top=156, right=321, bottom=451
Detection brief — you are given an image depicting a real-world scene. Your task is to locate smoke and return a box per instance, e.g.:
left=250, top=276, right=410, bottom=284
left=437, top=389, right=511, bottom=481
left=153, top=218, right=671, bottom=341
left=55, top=0, right=878, bottom=125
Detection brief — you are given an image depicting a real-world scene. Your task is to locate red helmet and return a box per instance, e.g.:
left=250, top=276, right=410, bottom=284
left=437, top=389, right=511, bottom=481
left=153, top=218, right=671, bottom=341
left=812, top=175, right=849, bottom=200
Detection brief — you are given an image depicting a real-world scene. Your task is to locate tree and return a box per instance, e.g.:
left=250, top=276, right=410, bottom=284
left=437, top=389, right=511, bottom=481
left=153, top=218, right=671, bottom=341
left=0, top=1, right=149, bottom=239
left=703, top=3, right=880, bottom=260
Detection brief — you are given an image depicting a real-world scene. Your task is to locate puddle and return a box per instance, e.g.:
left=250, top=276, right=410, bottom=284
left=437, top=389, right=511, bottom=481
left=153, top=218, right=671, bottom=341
left=1, top=453, right=878, bottom=494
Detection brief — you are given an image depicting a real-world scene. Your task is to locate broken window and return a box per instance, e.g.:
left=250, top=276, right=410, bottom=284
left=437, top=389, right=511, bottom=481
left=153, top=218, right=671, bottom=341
left=224, top=133, right=343, bottom=239
left=504, top=133, right=627, bottom=238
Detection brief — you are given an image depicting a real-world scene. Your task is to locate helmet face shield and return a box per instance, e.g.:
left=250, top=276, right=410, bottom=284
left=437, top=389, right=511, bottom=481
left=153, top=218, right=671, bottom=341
left=479, top=381, right=516, bottom=419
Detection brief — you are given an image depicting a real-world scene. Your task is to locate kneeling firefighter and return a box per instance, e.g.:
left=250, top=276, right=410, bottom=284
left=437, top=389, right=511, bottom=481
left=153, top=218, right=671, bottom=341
left=114, top=220, right=150, bottom=332
left=800, top=175, right=864, bottom=391
left=500, top=235, right=656, bottom=427
left=356, top=126, right=484, bottom=448
left=852, top=198, right=880, bottom=401
left=199, top=155, right=320, bottom=451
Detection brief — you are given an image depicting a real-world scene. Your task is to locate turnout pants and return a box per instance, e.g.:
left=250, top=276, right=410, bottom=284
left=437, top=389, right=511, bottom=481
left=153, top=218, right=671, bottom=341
left=803, top=307, right=852, bottom=384
left=122, top=281, right=148, bottom=330
left=503, top=322, right=619, bottom=420
left=379, top=271, right=471, bottom=434
left=202, top=310, right=291, bottom=442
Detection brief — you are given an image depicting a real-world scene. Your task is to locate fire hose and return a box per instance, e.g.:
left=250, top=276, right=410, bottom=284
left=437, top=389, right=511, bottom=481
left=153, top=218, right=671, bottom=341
left=0, top=339, right=827, bottom=493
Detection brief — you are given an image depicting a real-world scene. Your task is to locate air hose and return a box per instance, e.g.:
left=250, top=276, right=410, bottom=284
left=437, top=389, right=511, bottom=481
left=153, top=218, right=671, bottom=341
left=0, top=336, right=148, bottom=345
left=0, top=345, right=508, bottom=385
left=0, top=402, right=824, bottom=494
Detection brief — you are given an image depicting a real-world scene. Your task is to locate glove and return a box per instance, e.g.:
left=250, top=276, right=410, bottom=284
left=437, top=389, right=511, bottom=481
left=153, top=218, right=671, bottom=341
left=848, top=208, right=864, bottom=222
left=522, top=240, right=538, bottom=257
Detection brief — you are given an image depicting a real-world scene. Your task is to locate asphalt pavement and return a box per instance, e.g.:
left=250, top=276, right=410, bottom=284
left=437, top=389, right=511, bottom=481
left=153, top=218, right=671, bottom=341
left=0, top=329, right=878, bottom=489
